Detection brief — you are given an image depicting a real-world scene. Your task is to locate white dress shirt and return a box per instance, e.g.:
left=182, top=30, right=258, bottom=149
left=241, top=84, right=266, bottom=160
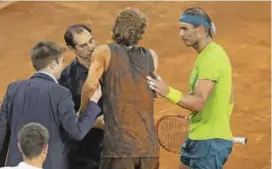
left=38, top=71, right=58, bottom=84
left=0, top=162, right=42, bottom=169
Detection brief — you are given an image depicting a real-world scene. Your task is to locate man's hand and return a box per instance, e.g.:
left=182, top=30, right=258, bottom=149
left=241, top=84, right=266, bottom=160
left=90, top=84, right=102, bottom=103
left=148, top=71, right=216, bottom=112
left=77, top=84, right=102, bottom=116
left=93, top=115, right=104, bottom=129
left=147, top=72, right=169, bottom=97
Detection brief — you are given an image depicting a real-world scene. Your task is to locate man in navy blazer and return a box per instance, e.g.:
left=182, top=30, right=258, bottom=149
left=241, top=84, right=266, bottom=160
left=0, top=40, right=102, bottom=169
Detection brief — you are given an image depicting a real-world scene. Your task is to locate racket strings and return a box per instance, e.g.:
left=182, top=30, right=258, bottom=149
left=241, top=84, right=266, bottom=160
left=157, top=116, right=189, bottom=154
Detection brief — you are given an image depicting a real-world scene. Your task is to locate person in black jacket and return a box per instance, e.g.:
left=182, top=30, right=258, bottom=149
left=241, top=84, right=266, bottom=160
left=59, top=24, right=104, bottom=169
left=0, top=40, right=102, bottom=169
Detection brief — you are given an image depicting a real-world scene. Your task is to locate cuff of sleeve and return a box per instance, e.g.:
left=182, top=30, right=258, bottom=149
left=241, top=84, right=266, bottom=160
left=85, top=101, right=101, bottom=117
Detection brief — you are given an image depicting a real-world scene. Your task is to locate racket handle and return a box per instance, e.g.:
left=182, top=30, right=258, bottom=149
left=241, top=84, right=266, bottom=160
left=233, top=137, right=247, bottom=144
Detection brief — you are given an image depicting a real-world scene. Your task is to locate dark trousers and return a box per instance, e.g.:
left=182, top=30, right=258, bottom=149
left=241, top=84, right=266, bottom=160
left=99, top=157, right=159, bottom=169
left=68, top=128, right=104, bottom=169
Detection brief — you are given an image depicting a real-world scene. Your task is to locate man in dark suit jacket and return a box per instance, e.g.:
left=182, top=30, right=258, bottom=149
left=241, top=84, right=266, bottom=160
left=0, top=40, right=102, bottom=169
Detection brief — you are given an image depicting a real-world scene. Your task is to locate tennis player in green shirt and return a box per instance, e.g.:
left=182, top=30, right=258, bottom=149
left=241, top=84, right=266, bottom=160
left=147, top=7, right=234, bottom=169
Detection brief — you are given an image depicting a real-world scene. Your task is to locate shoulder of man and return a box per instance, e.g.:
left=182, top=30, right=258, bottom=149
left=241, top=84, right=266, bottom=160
left=60, top=59, right=76, bottom=78
left=52, top=83, right=71, bottom=95
left=4, top=80, right=24, bottom=96
left=92, top=44, right=111, bottom=69
left=44, top=83, right=73, bottom=106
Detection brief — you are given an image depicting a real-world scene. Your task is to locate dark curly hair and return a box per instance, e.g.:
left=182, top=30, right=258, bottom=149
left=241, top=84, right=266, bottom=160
left=112, top=8, right=147, bottom=46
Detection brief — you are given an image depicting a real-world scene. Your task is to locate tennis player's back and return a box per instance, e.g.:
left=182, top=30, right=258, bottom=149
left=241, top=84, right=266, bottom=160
left=101, top=43, right=160, bottom=158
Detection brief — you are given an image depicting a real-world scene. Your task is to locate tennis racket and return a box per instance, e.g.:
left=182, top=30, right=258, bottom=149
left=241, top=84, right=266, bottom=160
left=156, top=114, right=247, bottom=154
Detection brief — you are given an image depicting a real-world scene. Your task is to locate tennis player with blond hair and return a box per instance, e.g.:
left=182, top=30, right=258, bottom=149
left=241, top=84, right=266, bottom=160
left=79, top=8, right=160, bottom=169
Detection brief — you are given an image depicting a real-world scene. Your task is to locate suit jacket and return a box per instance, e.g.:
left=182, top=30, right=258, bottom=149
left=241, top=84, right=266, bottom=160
left=0, top=72, right=101, bottom=169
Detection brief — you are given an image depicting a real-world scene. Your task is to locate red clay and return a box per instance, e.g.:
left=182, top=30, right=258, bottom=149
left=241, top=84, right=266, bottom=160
left=0, top=2, right=270, bottom=169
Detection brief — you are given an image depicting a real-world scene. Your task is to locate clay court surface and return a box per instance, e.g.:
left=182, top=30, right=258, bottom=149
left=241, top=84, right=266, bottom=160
left=0, top=1, right=271, bottom=169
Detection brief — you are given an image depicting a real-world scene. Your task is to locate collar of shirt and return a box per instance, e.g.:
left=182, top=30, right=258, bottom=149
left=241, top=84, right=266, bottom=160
left=15, top=162, right=43, bottom=169
left=74, top=58, right=88, bottom=74
left=38, top=71, right=58, bottom=84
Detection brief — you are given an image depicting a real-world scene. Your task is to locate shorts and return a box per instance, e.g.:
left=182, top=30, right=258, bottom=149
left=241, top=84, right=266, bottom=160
left=99, top=157, right=159, bottom=169
left=180, top=138, right=233, bottom=169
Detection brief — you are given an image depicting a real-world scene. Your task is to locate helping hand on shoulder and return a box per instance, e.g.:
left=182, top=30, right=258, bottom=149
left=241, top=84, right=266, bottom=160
left=147, top=71, right=169, bottom=97
left=90, top=83, right=102, bottom=103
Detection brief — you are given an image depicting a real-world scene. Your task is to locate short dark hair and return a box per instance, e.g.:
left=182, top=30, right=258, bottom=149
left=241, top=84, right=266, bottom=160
left=18, top=123, right=49, bottom=159
left=112, top=8, right=147, bottom=46
left=183, top=7, right=213, bottom=38
left=64, top=24, right=92, bottom=48
left=31, top=40, right=65, bottom=71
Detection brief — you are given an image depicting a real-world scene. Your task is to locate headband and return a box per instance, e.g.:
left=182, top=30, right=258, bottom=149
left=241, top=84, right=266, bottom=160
left=179, top=14, right=210, bottom=27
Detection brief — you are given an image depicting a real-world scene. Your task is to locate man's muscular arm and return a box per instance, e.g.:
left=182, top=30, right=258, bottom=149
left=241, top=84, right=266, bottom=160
left=176, top=80, right=214, bottom=112
left=79, top=44, right=111, bottom=113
